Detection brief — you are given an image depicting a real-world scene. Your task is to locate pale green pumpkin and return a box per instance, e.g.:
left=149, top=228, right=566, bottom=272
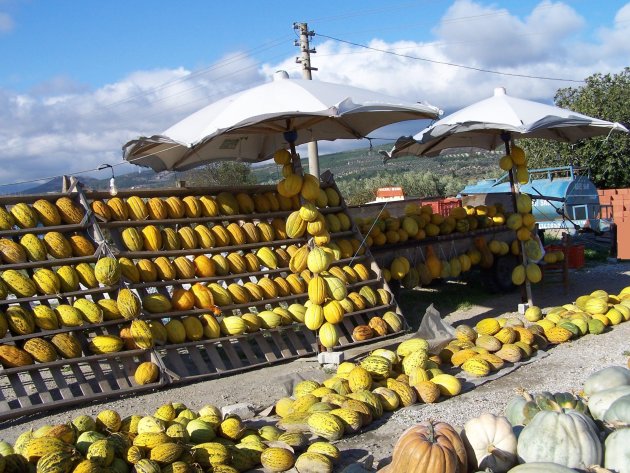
left=507, top=463, right=578, bottom=473
left=604, top=428, right=630, bottom=473
left=588, top=386, right=630, bottom=420
left=516, top=409, right=602, bottom=468
left=603, top=394, right=630, bottom=426
left=583, top=366, right=630, bottom=396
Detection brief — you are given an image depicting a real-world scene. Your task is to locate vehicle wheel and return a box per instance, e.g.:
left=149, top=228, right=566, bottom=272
left=492, top=254, right=518, bottom=293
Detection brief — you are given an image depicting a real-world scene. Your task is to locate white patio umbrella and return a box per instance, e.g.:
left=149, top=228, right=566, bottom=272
left=123, top=71, right=440, bottom=172
left=384, top=87, right=628, bottom=159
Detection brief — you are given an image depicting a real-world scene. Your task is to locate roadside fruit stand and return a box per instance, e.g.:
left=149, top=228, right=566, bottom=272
left=0, top=168, right=405, bottom=423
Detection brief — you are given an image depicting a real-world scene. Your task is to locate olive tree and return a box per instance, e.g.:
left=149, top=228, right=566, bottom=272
left=523, top=67, right=630, bottom=188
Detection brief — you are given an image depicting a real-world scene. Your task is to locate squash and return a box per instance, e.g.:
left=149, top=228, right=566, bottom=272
left=504, top=390, right=586, bottom=426
left=588, top=386, right=630, bottom=420
left=380, top=421, right=467, bottom=473
left=461, top=413, right=517, bottom=472
left=604, top=427, right=630, bottom=473
left=602, top=393, right=630, bottom=427
left=516, top=408, right=602, bottom=468
left=506, top=464, right=578, bottom=473
left=583, top=366, right=630, bottom=396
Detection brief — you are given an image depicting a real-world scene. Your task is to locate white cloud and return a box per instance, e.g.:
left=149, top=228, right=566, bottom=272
left=0, top=1, right=628, bottom=187
left=0, top=12, right=13, bottom=33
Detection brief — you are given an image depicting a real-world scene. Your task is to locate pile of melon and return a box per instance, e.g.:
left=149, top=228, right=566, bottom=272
left=441, top=286, right=630, bottom=380
left=355, top=202, right=512, bottom=249
left=0, top=334, right=457, bottom=473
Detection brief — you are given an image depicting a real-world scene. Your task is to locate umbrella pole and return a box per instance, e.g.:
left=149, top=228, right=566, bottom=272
left=502, top=132, right=534, bottom=310
left=284, top=129, right=304, bottom=175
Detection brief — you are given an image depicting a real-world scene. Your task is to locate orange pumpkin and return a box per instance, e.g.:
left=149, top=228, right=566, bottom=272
left=381, top=421, right=467, bottom=473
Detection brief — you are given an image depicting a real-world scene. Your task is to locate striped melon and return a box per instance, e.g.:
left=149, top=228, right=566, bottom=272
left=32, top=305, right=60, bottom=330
left=73, top=298, right=104, bottom=324
left=56, top=265, right=80, bottom=292
left=0, top=344, right=34, bottom=368
left=0, top=238, right=27, bottom=264
left=142, top=294, right=172, bottom=314
left=360, top=355, right=391, bottom=380
left=307, top=412, right=345, bottom=441
left=75, top=263, right=98, bottom=288
left=2, top=269, right=36, bottom=297
left=56, top=197, right=85, bottom=224
left=43, top=232, right=73, bottom=259
left=51, top=333, right=82, bottom=359
left=131, top=320, right=154, bottom=349
left=117, top=288, right=141, bottom=320
left=69, top=235, right=95, bottom=257
left=162, top=227, right=182, bottom=250
left=134, top=361, right=160, bottom=385
left=260, top=447, right=295, bottom=472
left=54, top=305, right=83, bottom=327
left=89, top=335, right=124, bottom=354
left=121, top=227, right=144, bottom=251
left=10, top=202, right=38, bottom=228
left=105, top=197, right=129, bottom=221
left=90, top=200, right=112, bottom=222
left=126, top=196, right=149, bottom=221
left=0, top=205, right=15, bottom=229
left=19, top=233, right=47, bottom=262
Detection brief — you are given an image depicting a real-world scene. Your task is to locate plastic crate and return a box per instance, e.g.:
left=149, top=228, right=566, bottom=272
left=568, top=244, right=585, bottom=269
left=545, top=244, right=584, bottom=269
left=438, top=198, right=462, bottom=216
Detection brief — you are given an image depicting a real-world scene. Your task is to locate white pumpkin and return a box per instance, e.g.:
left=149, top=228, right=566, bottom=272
left=516, top=409, right=602, bottom=468
left=462, top=413, right=517, bottom=472
left=584, top=366, right=630, bottom=396
left=587, top=386, right=630, bottom=420
left=604, top=428, right=630, bottom=473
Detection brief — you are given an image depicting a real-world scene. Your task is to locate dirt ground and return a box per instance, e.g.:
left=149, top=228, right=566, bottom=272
left=1, top=259, right=629, bottom=472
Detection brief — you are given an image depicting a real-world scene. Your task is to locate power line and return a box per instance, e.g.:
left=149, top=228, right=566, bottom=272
left=315, top=33, right=585, bottom=83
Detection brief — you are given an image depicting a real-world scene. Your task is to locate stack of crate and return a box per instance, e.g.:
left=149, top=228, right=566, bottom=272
left=598, top=188, right=630, bottom=259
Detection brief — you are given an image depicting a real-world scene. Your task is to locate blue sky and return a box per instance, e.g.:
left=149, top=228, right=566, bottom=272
left=0, top=0, right=629, bottom=186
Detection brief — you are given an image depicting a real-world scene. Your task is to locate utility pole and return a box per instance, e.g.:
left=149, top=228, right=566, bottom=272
left=294, top=22, right=320, bottom=178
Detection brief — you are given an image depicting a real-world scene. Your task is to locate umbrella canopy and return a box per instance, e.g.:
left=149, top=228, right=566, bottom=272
left=123, top=71, right=441, bottom=172
left=385, top=87, right=628, bottom=159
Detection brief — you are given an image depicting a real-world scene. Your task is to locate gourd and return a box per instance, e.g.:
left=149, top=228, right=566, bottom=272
left=516, top=407, right=602, bottom=468
left=380, top=421, right=467, bottom=473
left=504, top=390, right=587, bottom=426
left=602, top=393, right=630, bottom=427
left=461, top=413, right=517, bottom=472
left=587, top=386, right=630, bottom=420
left=473, top=237, right=494, bottom=269
left=604, top=427, right=630, bottom=473
left=583, top=366, right=630, bottom=396
left=507, top=464, right=578, bottom=473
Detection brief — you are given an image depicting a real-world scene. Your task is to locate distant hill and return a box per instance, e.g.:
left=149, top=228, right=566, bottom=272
left=5, top=144, right=500, bottom=196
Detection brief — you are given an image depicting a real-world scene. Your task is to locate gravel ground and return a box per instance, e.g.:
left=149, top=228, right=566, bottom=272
left=1, top=260, right=629, bottom=472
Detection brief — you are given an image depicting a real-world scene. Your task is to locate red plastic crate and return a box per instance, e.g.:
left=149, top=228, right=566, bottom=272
left=438, top=198, right=462, bottom=216
left=545, top=244, right=584, bottom=269
left=568, top=245, right=585, bottom=269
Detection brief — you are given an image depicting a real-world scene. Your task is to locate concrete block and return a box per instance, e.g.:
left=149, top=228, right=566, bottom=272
left=317, top=351, right=344, bottom=366
left=221, top=402, right=256, bottom=420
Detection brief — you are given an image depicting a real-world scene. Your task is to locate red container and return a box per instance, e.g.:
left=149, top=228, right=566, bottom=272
left=568, top=245, right=585, bottom=269
left=544, top=244, right=585, bottom=269
left=438, top=198, right=462, bottom=217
